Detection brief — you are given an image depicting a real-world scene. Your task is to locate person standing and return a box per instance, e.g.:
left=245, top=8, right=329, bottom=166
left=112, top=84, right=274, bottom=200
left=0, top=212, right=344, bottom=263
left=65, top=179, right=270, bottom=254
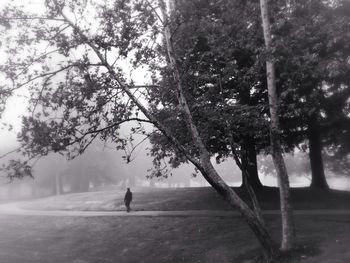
left=124, top=188, right=133, bottom=212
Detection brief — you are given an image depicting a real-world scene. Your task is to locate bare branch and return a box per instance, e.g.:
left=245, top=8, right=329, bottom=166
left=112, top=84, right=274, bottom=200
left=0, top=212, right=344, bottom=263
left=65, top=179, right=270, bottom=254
left=127, top=132, right=154, bottom=162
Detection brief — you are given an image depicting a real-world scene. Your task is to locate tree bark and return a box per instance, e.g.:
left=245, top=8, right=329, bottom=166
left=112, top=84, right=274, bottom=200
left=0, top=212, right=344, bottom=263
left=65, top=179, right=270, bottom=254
left=231, top=144, right=264, bottom=224
left=241, top=136, right=264, bottom=190
left=259, top=0, right=295, bottom=251
left=237, top=76, right=263, bottom=191
left=198, top=160, right=278, bottom=259
left=308, top=115, right=329, bottom=189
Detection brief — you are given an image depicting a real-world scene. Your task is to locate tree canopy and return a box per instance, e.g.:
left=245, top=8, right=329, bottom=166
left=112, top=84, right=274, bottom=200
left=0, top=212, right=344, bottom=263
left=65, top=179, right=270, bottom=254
left=1, top=0, right=350, bottom=259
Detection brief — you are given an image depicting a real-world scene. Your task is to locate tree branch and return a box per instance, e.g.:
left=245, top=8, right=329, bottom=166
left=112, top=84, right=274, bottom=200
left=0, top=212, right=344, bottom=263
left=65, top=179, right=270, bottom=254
left=53, top=0, right=202, bottom=168
left=13, top=45, right=77, bottom=79
left=67, top=118, right=155, bottom=147
left=12, top=63, right=103, bottom=91
left=145, top=0, right=164, bottom=24
left=0, top=148, right=21, bottom=159
left=126, top=132, right=154, bottom=162
left=4, top=17, right=66, bottom=22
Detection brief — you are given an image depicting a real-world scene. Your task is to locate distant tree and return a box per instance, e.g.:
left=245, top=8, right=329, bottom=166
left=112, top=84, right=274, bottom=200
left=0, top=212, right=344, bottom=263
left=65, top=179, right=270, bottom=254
left=33, top=154, right=66, bottom=195
left=324, top=128, right=350, bottom=178
left=259, top=152, right=311, bottom=179
left=272, top=0, right=350, bottom=189
left=324, top=154, right=350, bottom=178
left=61, top=163, right=109, bottom=193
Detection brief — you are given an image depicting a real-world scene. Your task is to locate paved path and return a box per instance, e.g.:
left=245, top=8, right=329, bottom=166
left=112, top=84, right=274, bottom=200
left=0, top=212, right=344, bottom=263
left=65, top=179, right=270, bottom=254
left=1, top=202, right=350, bottom=217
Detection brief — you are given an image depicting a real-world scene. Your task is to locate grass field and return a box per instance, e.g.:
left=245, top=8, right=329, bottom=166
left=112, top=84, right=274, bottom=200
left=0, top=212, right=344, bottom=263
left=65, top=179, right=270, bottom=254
left=18, top=186, right=350, bottom=211
left=0, top=213, right=349, bottom=263
left=3, top=186, right=350, bottom=262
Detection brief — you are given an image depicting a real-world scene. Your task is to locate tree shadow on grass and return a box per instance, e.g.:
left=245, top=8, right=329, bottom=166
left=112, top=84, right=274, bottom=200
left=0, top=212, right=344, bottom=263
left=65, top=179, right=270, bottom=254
left=233, top=244, right=320, bottom=263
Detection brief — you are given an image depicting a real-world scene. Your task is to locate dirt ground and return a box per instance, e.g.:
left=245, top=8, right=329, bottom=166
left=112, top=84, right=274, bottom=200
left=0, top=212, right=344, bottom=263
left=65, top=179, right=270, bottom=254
left=0, top=214, right=349, bottom=263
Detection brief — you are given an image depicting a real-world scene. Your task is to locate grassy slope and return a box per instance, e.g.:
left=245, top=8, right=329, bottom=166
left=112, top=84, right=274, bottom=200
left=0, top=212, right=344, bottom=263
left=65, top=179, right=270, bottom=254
left=19, top=186, right=350, bottom=211
left=0, top=214, right=349, bottom=263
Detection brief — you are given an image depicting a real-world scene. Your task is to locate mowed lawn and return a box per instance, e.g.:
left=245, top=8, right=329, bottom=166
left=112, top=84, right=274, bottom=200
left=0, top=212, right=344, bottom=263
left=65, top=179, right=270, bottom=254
left=18, top=186, right=350, bottom=211
left=3, top=187, right=349, bottom=262
left=0, top=214, right=349, bottom=263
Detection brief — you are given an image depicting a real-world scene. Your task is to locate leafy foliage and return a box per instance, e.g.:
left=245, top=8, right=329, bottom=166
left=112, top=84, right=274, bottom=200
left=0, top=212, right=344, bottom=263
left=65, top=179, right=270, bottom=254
left=0, top=0, right=349, bottom=184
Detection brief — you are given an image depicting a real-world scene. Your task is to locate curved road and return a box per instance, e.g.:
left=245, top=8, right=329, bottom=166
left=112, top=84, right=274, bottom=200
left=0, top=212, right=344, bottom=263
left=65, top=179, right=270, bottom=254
left=1, top=202, right=350, bottom=217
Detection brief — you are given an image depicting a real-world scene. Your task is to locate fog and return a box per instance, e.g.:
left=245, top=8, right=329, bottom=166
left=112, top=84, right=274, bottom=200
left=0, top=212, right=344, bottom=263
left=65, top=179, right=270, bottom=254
left=0, top=132, right=241, bottom=201
left=1, top=137, right=350, bottom=202
left=1, top=105, right=349, bottom=201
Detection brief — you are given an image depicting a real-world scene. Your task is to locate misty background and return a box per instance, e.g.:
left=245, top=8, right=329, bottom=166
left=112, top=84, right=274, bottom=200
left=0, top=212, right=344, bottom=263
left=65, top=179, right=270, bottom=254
left=1, top=93, right=349, bottom=201
left=2, top=123, right=350, bottom=202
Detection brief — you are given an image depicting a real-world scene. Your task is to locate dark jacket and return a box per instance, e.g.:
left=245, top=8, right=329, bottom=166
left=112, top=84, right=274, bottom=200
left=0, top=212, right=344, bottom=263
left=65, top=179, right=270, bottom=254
left=124, top=190, right=132, bottom=203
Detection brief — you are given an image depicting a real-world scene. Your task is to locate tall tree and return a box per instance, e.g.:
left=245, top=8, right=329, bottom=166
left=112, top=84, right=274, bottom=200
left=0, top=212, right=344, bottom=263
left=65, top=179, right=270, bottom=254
left=147, top=0, right=269, bottom=190
left=259, top=0, right=295, bottom=250
left=0, top=0, right=279, bottom=258
left=158, top=0, right=276, bottom=256
left=273, top=0, right=350, bottom=189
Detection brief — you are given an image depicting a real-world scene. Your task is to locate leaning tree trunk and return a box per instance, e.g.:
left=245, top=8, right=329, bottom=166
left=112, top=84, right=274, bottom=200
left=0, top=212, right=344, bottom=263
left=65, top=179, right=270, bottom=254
left=159, top=0, right=278, bottom=259
left=308, top=114, right=329, bottom=189
left=241, top=136, right=264, bottom=190
left=259, top=0, right=295, bottom=251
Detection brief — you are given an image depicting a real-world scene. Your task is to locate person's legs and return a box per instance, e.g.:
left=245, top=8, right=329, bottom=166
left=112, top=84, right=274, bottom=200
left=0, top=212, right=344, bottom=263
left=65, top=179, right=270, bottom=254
left=125, top=202, right=131, bottom=212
